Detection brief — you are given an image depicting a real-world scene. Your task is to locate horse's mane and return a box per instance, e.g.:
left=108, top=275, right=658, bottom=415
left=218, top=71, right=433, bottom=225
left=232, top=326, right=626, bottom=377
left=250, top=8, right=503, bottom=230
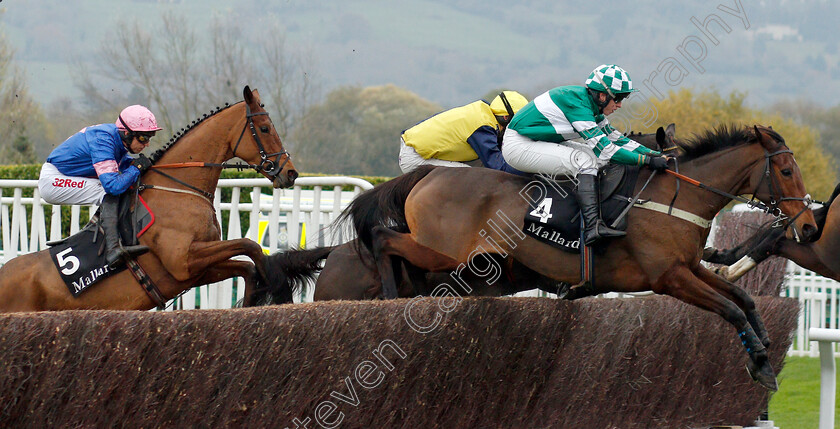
left=676, top=125, right=783, bottom=162
left=825, top=181, right=840, bottom=208
left=148, top=102, right=238, bottom=164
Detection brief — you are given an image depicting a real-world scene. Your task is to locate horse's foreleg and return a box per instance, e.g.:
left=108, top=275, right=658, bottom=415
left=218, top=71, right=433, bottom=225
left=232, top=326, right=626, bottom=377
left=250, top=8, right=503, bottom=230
left=189, top=259, right=259, bottom=306
left=702, top=246, right=743, bottom=266
left=370, top=226, right=462, bottom=299
left=656, top=264, right=778, bottom=391
left=695, top=266, right=770, bottom=349
left=181, top=239, right=266, bottom=281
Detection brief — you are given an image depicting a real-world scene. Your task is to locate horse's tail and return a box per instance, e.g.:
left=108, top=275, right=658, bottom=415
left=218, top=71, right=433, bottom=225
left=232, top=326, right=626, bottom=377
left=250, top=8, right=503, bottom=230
left=252, top=246, right=335, bottom=305
left=338, top=165, right=436, bottom=254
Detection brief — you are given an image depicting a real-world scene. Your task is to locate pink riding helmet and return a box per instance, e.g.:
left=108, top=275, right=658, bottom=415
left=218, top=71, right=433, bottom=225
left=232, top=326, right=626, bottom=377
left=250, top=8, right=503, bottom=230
left=115, top=105, right=163, bottom=132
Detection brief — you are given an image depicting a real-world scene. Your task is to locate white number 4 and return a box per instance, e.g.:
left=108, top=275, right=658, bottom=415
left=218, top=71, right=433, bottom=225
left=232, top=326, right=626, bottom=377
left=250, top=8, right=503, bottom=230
left=56, top=247, right=80, bottom=276
left=529, top=198, right=553, bottom=223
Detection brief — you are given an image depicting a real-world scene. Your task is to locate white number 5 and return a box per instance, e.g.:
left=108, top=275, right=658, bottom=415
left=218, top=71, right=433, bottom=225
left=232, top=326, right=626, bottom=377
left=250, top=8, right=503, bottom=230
left=56, top=247, right=80, bottom=276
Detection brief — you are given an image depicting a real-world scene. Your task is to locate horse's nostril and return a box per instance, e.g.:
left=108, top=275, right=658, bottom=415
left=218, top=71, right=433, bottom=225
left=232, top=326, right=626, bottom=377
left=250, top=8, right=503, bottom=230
left=803, top=224, right=818, bottom=241
left=288, top=170, right=299, bottom=181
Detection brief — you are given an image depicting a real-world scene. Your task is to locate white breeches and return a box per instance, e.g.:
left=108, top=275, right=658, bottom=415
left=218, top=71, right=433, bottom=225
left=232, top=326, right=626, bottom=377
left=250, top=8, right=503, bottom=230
left=398, top=138, right=473, bottom=173
left=38, top=163, right=106, bottom=206
left=501, top=129, right=605, bottom=178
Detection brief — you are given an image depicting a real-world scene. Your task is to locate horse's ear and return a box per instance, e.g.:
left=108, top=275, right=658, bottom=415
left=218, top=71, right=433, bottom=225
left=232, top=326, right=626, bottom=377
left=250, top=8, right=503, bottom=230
left=656, top=127, right=666, bottom=146
left=243, top=85, right=253, bottom=103
left=666, top=123, right=676, bottom=137
left=754, top=125, right=774, bottom=150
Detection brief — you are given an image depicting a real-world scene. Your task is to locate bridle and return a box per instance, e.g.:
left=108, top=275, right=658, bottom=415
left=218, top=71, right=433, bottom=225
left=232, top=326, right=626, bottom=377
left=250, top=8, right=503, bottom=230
left=667, top=147, right=811, bottom=217
left=231, top=103, right=291, bottom=180
left=625, top=140, right=813, bottom=231
left=750, top=148, right=813, bottom=229
left=138, top=103, right=292, bottom=204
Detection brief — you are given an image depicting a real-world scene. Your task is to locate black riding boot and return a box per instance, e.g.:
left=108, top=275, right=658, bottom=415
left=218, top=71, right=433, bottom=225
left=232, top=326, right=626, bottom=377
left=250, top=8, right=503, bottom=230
left=576, top=174, right=626, bottom=246
left=101, top=194, right=149, bottom=268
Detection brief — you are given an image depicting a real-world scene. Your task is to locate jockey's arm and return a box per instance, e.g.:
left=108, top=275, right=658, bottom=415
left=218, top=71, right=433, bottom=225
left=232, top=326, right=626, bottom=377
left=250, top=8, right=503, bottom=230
left=466, top=126, right=525, bottom=174
left=577, top=126, right=646, bottom=166
left=600, top=123, right=661, bottom=157
left=90, top=142, right=140, bottom=195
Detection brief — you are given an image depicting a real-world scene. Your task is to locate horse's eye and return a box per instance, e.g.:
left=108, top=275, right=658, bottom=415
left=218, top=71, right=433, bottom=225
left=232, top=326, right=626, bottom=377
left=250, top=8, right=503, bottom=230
left=260, top=126, right=270, bottom=133
left=781, top=168, right=792, bottom=177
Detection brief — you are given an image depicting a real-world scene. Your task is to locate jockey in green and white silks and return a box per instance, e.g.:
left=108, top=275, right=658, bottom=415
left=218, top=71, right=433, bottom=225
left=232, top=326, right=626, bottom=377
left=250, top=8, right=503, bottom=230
left=502, top=64, right=670, bottom=246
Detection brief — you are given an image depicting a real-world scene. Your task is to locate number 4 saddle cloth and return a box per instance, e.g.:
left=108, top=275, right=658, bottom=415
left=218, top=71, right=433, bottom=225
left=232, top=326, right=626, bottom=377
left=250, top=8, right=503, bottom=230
left=522, top=164, right=641, bottom=253
left=47, top=193, right=154, bottom=297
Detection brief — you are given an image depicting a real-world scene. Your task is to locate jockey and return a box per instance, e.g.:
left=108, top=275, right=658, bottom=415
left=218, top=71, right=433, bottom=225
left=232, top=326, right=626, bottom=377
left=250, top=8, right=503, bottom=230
left=38, top=105, right=161, bottom=268
left=502, top=65, right=670, bottom=246
left=399, top=91, right=529, bottom=174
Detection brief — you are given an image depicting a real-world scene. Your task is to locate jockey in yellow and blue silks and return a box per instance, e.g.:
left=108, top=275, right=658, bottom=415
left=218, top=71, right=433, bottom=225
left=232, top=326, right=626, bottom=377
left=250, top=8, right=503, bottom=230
left=399, top=91, right=529, bottom=174
left=503, top=65, right=670, bottom=246
left=38, top=105, right=161, bottom=268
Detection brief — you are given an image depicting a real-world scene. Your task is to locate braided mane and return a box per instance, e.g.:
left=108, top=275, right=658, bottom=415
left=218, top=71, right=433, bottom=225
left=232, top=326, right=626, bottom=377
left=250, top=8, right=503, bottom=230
left=148, top=102, right=237, bottom=164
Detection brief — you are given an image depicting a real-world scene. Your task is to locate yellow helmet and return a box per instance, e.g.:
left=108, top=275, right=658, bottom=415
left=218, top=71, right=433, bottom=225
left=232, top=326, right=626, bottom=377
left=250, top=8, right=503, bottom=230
left=490, top=91, right=529, bottom=117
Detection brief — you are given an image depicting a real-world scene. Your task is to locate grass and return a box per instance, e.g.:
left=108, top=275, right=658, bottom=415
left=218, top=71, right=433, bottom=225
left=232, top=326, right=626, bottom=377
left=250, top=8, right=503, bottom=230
left=770, top=356, right=840, bottom=428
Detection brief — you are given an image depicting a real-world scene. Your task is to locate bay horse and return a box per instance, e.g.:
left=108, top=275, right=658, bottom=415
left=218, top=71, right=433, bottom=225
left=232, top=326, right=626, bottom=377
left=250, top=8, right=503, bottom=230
left=251, top=127, right=677, bottom=302
left=341, top=125, right=817, bottom=390
left=309, top=128, right=679, bottom=301
left=704, top=182, right=840, bottom=281
left=0, top=86, right=298, bottom=312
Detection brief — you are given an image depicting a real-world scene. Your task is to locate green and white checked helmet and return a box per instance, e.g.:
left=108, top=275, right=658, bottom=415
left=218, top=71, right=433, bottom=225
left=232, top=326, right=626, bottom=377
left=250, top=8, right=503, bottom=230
left=585, top=64, right=637, bottom=97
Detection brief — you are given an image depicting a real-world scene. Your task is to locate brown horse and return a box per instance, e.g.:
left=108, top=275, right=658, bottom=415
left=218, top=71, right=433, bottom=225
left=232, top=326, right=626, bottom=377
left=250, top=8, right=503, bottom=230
left=309, top=129, right=677, bottom=301
left=0, top=86, right=298, bottom=312
left=340, top=125, right=817, bottom=390
left=704, top=182, right=840, bottom=281
left=310, top=240, right=564, bottom=300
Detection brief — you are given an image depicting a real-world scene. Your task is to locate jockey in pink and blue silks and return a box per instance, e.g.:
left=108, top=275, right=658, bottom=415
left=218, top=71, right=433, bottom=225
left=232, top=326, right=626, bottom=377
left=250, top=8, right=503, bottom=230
left=38, top=105, right=161, bottom=268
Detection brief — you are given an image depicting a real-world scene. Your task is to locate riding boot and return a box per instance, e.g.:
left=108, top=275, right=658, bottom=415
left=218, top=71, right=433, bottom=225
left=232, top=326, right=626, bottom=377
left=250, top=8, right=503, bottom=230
left=576, top=174, right=626, bottom=246
left=100, top=194, right=149, bottom=269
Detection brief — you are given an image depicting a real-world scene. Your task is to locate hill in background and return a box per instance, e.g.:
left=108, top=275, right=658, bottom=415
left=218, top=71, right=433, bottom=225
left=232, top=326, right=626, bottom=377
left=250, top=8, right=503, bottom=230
left=4, top=0, right=840, bottom=109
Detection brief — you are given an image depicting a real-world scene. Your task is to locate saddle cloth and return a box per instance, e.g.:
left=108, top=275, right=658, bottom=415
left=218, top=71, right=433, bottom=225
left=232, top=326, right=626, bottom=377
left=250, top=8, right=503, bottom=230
left=522, top=164, right=641, bottom=253
left=48, top=193, right=154, bottom=297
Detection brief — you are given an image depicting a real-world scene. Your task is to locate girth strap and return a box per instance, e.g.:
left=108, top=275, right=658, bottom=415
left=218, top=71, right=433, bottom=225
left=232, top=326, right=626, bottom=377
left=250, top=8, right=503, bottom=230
left=126, top=258, right=167, bottom=310
left=633, top=200, right=713, bottom=229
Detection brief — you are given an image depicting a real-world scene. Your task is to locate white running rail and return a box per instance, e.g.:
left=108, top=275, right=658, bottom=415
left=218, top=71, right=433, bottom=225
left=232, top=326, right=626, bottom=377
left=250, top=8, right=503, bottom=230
left=809, top=327, right=840, bottom=429
left=0, top=177, right=373, bottom=308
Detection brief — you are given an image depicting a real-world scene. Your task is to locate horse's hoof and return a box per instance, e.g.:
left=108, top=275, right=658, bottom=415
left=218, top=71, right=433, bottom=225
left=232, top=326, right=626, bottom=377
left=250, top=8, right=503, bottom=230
left=381, top=285, right=399, bottom=299
left=556, top=283, right=572, bottom=300
left=746, top=359, right=778, bottom=391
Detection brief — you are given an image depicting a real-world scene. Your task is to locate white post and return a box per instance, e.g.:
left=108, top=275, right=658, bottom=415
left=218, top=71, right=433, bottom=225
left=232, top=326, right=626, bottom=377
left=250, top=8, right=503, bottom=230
left=809, top=327, right=840, bottom=429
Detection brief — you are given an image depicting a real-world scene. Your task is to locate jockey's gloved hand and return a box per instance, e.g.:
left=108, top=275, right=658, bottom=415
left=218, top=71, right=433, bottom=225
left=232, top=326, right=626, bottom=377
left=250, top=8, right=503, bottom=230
left=133, top=154, right=153, bottom=173
left=644, top=155, right=669, bottom=171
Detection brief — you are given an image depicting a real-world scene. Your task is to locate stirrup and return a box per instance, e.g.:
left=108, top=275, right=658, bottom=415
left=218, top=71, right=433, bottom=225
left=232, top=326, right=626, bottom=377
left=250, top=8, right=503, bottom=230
left=584, top=222, right=626, bottom=246
left=106, top=245, right=150, bottom=268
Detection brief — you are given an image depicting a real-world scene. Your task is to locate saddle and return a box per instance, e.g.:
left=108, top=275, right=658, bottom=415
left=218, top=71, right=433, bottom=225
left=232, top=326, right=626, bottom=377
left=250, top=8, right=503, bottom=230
left=47, top=189, right=155, bottom=296
left=521, top=164, right=642, bottom=253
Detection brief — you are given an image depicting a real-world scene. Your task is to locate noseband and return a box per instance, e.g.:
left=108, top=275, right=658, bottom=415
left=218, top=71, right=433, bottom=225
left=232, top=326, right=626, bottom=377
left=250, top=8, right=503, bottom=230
left=749, top=148, right=812, bottom=224
left=231, top=103, right=291, bottom=181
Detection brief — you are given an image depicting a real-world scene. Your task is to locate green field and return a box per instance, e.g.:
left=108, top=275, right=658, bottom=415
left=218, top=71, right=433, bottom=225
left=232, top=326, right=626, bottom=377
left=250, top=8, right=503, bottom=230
left=770, top=356, right=840, bottom=428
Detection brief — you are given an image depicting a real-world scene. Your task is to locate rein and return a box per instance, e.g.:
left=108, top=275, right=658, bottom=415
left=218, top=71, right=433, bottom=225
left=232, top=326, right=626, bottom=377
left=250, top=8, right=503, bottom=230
left=663, top=148, right=810, bottom=217
left=632, top=147, right=811, bottom=229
